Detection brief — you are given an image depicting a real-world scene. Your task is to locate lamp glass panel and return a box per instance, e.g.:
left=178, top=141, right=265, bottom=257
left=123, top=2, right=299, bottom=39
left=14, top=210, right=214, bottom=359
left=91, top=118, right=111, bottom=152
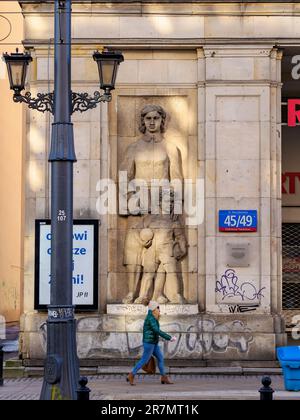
left=100, top=60, right=115, bottom=87
left=10, top=62, right=25, bottom=88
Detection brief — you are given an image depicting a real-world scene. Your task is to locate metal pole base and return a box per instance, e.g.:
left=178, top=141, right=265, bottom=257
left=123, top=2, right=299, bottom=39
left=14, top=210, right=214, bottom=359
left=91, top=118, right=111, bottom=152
left=40, top=306, right=79, bottom=400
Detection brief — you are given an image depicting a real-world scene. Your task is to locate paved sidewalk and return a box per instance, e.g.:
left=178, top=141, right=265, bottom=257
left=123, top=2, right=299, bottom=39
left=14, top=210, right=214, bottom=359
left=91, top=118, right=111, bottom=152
left=0, top=375, right=299, bottom=400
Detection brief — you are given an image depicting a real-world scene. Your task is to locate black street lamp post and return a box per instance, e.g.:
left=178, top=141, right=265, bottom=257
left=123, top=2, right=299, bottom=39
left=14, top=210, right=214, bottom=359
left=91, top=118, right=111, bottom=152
left=3, top=0, right=123, bottom=400
left=40, top=0, right=77, bottom=400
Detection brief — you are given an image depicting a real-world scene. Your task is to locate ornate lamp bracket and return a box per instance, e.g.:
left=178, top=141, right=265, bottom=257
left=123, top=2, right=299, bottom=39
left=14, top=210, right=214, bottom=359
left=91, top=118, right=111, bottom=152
left=12, top=90, right=111, bottom=115
left=13, top=91, right=54, bottom=114
left=71, top=91, right=112, bottom=114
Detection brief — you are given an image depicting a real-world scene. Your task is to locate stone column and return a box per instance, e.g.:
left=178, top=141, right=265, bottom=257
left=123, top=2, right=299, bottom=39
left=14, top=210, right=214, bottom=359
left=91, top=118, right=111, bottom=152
left=270, top=49, right=283, bottom=315
left=197, top=47, right=206, bottom=312
left=204, top=45, right=285, bottom=357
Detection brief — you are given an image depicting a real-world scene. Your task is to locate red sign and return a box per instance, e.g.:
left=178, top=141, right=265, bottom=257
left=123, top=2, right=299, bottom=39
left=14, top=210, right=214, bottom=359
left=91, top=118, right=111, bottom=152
left=282, top=172, right=300, bottom=194
left=288, top=99, right=300, bottom=127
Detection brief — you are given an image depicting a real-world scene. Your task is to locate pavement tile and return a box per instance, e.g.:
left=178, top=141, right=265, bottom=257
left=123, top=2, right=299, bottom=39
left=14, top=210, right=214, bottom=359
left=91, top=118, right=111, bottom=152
left=0, top=374, right=299, bottom=400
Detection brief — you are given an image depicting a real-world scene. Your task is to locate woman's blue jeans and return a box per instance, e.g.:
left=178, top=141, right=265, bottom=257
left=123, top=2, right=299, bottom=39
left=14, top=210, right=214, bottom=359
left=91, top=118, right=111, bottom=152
left=132, top=342, right=165, bottom=376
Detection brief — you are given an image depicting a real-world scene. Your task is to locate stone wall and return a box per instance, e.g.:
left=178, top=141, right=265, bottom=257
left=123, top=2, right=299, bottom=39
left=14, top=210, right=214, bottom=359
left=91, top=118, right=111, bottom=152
left=21, top=309, right=285, bottom=363
left=20, top=1, right=289, bottom=364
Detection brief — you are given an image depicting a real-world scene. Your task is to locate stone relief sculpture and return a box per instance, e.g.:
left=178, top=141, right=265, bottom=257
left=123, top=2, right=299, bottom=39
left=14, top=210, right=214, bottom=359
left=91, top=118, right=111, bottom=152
left=134, top=193, right=187, bottom=304
left=120, top=104, right=187, bottom=304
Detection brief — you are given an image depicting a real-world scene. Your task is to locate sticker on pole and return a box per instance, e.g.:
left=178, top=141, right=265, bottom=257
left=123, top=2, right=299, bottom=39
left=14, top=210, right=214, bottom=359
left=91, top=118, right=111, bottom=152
left=219, top=210, right=257, bottom=232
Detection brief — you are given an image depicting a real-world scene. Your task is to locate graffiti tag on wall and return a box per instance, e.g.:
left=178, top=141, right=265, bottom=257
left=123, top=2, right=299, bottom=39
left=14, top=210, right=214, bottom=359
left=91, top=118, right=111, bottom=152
left=228, top=304, right=259, bottom=313
left=52, top=317, right=254, bottom=359
left=164, top=319, right=253, bottom=357
left=216, top=269, right=265, bottom=302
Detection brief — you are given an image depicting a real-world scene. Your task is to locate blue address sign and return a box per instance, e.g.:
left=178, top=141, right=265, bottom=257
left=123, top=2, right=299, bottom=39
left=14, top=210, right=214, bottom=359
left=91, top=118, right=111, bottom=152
left=219, top=210, right=257, bottom=232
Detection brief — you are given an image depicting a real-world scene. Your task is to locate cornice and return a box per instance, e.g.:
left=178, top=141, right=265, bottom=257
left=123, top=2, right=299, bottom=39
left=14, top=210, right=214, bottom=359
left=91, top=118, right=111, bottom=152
left=18, top=2, right=300, bottom=17
left=22, top=38, right=296, bottom=51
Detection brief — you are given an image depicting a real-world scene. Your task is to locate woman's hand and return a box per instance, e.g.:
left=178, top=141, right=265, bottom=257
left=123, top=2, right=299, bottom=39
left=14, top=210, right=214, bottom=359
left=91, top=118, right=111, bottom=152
left=170, top=336, right=177, bottom=342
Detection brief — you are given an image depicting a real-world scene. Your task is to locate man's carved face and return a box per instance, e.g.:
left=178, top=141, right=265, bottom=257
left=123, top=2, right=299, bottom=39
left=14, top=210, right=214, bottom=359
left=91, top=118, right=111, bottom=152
left=144, top=111, right=162, bottom=134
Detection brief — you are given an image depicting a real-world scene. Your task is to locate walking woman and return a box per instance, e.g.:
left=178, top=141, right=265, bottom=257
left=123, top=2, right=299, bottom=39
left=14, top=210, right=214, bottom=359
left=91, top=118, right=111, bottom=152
left=127, top=301, right=177, bottom=385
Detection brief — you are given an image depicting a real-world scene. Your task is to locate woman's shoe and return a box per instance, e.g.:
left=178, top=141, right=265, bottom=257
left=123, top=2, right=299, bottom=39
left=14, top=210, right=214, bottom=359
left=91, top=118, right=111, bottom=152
left=126, top=372, right=135, bottom=385
left=161, top=375, right=173, bottom=384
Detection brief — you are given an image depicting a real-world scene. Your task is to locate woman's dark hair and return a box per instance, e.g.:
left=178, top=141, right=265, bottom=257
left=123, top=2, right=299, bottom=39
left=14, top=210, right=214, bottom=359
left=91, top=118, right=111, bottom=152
left=139, top=104, right=167, bottom=134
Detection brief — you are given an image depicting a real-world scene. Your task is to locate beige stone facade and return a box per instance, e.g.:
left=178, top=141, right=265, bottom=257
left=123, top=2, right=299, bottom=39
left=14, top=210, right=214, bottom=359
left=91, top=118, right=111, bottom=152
left=18, top=1, right=300, bottom=365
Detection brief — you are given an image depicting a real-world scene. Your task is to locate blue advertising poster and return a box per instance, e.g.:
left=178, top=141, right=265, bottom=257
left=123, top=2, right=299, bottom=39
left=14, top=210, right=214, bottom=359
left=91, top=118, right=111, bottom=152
left=219, top=210, right=257, bottom=232
left=35, top=219, right=98, bottom=310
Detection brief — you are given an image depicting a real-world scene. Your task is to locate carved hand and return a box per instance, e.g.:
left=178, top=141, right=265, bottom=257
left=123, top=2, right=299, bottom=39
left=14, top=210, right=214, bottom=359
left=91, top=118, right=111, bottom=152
left=173, top=243, right=186, bottom=260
